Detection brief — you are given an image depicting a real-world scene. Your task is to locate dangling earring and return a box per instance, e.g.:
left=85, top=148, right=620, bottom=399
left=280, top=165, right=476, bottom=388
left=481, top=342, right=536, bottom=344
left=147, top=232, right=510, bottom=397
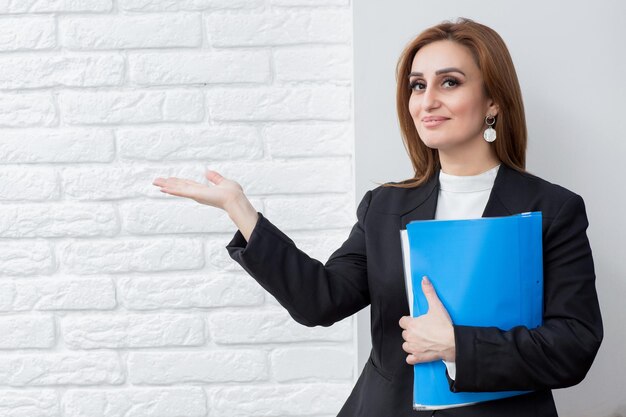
left=483, top=114, right=497, bottom=142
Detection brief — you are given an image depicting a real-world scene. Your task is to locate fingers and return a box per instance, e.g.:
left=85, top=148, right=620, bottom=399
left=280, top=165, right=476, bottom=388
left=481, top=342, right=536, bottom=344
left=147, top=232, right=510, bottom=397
left=402, top=341, right=418, bottom=353
left=152, top=177, right=177, bottom=188
left=152, top=177, right=198, bottom=198
left=205, top=169, right=224, bottom=184
left=404, top=350, right=440, bottom=364
left=406, top=353, right=438, bottom=365
left=152, top=177, right=166, bottom=187
left=399, top=280, right=454, bottom=365
left=403, top=341, right=434, bottom=360
left=158, top=186, right=188, bottom=198
left=404, top=339, right=440, bottom=364
left=401, top=329, right=419, bottom=344
left=153, top=177, right=197, bottom=189
left=152, top=172, right=239, bottom=209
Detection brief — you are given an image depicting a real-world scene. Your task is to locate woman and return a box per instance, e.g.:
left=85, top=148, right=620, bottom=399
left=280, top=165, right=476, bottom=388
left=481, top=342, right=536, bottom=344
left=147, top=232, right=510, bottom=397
left=153, top=18, right=602, bottom=417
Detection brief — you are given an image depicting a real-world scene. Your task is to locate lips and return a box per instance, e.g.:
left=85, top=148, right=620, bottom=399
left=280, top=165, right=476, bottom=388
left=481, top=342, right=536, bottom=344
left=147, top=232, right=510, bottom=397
left=422, top=116, right=450, bottom=128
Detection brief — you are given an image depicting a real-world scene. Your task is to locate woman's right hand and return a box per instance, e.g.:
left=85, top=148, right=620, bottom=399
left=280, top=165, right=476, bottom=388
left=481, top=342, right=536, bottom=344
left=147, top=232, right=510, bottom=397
left=152, top=169, right=259, bottom=242
left=152, top=169, right=243, bottom=211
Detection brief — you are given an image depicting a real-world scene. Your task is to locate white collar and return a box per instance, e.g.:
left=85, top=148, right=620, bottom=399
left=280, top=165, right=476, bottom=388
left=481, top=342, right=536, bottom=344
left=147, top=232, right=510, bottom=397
left=438, top=164, right=501, bottom=193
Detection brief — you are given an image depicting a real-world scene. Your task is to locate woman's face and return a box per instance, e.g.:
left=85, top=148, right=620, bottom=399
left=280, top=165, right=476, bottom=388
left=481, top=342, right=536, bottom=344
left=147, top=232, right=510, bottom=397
left=408, top=40, right=498, bottom=152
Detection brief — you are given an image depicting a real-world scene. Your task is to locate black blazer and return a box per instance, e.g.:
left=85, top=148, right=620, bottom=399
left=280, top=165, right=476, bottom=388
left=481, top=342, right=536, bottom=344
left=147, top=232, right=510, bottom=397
left=226, top=163, right=603, bottom=417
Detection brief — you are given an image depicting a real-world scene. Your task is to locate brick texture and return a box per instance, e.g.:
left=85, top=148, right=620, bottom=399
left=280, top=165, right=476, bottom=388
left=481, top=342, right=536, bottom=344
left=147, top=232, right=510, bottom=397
left=0, top=0, right=356, bottom=415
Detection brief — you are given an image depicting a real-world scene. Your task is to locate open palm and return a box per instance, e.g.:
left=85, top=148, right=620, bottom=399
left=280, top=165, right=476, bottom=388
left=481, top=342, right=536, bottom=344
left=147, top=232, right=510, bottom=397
left=152, top=170, right=243, bottom=211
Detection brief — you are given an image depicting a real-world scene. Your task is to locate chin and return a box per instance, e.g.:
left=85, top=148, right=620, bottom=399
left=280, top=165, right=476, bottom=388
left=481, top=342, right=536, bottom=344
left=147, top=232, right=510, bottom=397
left=419, top=133, right=476, bottom=151
left=417, top=135, right=445, bottom=150
left=420, top=141, right=440, bottom=150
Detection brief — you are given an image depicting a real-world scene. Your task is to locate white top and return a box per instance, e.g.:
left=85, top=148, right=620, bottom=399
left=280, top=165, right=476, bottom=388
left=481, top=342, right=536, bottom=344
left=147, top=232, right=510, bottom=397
left=435, top=164, right=500, bottom=220
left=435, top=163, right=501, bottom=380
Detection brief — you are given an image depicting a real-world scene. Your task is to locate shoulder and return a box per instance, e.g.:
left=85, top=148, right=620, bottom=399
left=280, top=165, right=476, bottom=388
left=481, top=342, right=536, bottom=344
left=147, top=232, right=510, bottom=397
left=498, top=167, right=586, bottom=218
left=368, top=179, right=415, bottom=201
left=365, top=177, right=437, bottom=215
left=507, top=168, right=577, bottom=199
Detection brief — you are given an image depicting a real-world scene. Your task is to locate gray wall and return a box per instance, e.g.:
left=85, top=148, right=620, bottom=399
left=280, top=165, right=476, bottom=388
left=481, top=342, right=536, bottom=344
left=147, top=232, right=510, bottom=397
left=353, top=1, right=625, bottom=416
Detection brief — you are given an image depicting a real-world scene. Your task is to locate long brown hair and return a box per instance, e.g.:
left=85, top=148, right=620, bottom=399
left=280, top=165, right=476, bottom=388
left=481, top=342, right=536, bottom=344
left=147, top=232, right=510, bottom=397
left=384, top=17, right=527, bottom=188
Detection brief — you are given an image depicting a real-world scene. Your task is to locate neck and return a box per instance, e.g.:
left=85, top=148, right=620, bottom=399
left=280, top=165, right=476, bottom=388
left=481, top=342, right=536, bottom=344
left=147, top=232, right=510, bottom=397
left=438, top=139, right=500, bottom=176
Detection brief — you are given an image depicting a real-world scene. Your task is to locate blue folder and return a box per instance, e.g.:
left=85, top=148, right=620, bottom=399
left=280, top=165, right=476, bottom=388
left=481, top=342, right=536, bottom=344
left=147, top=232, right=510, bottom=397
left=399, top=212, right=543, bottom=410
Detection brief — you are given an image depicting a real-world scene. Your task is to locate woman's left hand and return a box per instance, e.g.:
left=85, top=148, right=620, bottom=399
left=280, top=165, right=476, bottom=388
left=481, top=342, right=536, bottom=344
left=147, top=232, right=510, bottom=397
left=399, top=276, right=456, bottom=364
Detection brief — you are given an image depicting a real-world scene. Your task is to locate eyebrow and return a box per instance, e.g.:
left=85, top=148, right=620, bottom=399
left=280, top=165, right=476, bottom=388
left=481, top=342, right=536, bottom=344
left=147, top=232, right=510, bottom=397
left=409, top=67, right=466, bottom=78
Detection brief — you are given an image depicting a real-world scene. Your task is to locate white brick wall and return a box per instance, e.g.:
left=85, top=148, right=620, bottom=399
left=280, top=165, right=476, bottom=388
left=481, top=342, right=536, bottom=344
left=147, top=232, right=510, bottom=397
left=0, top=0, right=355, bottom=416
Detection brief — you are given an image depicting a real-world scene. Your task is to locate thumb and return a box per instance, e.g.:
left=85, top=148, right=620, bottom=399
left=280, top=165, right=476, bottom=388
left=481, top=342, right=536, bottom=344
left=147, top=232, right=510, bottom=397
left=205, top=169, right=224, bottom=184
left=421, top=276, right=443, bottom=311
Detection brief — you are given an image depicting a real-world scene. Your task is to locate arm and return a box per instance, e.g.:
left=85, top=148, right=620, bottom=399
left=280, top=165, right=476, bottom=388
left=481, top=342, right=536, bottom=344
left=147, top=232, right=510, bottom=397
left=153, top=169, right=373, bottom=328
left=226, top=190, right=373, bottom=327
left=224, top=192, right=259, bottom=243
left=449, top=194, right=603, bottom=392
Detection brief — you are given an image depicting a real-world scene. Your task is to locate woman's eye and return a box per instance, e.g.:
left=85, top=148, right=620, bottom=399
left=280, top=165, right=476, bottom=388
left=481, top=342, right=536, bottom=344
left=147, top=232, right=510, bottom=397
left=410, top=81, right=425, bottom=91
left=442, top=78, right=458, bottom=88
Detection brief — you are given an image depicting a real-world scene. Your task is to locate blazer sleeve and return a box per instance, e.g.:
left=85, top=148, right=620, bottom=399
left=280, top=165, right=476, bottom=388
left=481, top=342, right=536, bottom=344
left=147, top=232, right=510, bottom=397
left=225, top=190, right=373, bottom=327
left=449, top=194, right=603, bottom=392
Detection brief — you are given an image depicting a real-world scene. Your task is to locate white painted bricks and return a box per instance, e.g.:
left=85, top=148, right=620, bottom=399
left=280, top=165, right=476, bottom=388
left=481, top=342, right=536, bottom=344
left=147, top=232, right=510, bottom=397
left=0, top=0, right=356, bottom=415
left=207, top=383, right=352, bottom=416
left=119, top=0, right=264, bottom=11
left=274, top=45, right=352, bottom=81
left=64, top=388, right=207, bottom=417
left=0, top=315, right=55, bottom=348
left=128, top=51, right=271, bottom=85
left=0, top=241, right=54, bottom=276
left=59, top=14, right=202, bottom=49
left=0, top=129, right=115, bottom=163
left=271, top=347, right=354, bottom=381
left=62, top=314, right=206, bottom=348
left=0, top=92, right=56, bottom=126
left=58, top=90, right=205, bottom=124
left=0, top=352, right=123, bottom=386
left=0, top=203, right=118, bottom=237
left=0, top=1, right=112, bottom=13
left=128, top=350, right=268, bottom=383
left=0, top=390, right=58, bottom=417
left=118, top=274, right=264, bottom=309
left=264, top=122, right=352, bottom=157
left=0, top=54, right=124, bottom=89
left=207, top=86, right=350, bottom=121
left=117, top=126, right=262, bottom=161
left=59, top=238, right=205, bottom=274
left=0, top=17, right=56, bottom=51
left=206, top=10, right=350, bottom=46
left=0, top=277, right=116, bottom=311
left=208, top=309, right=353, bottom=344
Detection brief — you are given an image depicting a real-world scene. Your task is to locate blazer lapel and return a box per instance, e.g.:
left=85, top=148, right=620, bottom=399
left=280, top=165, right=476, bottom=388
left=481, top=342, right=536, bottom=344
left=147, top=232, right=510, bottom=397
left=481, top=164, right=513, bottom=218
left=399, top=173, right=439, bottom=230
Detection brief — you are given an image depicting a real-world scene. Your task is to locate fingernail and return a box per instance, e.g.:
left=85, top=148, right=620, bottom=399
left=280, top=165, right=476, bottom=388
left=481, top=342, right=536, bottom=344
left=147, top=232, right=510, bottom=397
left=422, top=276, right=430, bottom=285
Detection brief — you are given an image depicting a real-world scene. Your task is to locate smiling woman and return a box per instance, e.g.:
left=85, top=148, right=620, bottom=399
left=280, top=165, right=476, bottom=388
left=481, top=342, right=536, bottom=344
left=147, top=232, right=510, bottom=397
left=152, top=17, right=602, bottom=417
left=408, top=40, right=500, bottom=164
left=394, top=18, right=527, bottom=185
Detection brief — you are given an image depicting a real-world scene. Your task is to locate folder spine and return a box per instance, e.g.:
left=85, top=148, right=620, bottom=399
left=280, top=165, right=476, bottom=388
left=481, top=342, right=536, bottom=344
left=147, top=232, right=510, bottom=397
left=517, top=212, right=544, bottom=328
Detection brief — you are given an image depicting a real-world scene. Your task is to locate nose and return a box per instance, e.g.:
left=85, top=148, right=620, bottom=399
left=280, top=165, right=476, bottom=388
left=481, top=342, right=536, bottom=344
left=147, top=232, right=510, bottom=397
left=421, top=85, right=441, bottom=112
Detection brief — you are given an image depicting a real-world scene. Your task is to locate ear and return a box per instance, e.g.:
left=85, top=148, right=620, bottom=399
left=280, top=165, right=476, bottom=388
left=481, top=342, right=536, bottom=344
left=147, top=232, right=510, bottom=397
left=486, top=98, right=500, bottom=117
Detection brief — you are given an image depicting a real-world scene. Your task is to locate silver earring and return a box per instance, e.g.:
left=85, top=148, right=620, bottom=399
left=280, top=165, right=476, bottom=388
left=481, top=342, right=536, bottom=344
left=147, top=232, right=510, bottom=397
left=483, top=114, right=497, bottom=142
